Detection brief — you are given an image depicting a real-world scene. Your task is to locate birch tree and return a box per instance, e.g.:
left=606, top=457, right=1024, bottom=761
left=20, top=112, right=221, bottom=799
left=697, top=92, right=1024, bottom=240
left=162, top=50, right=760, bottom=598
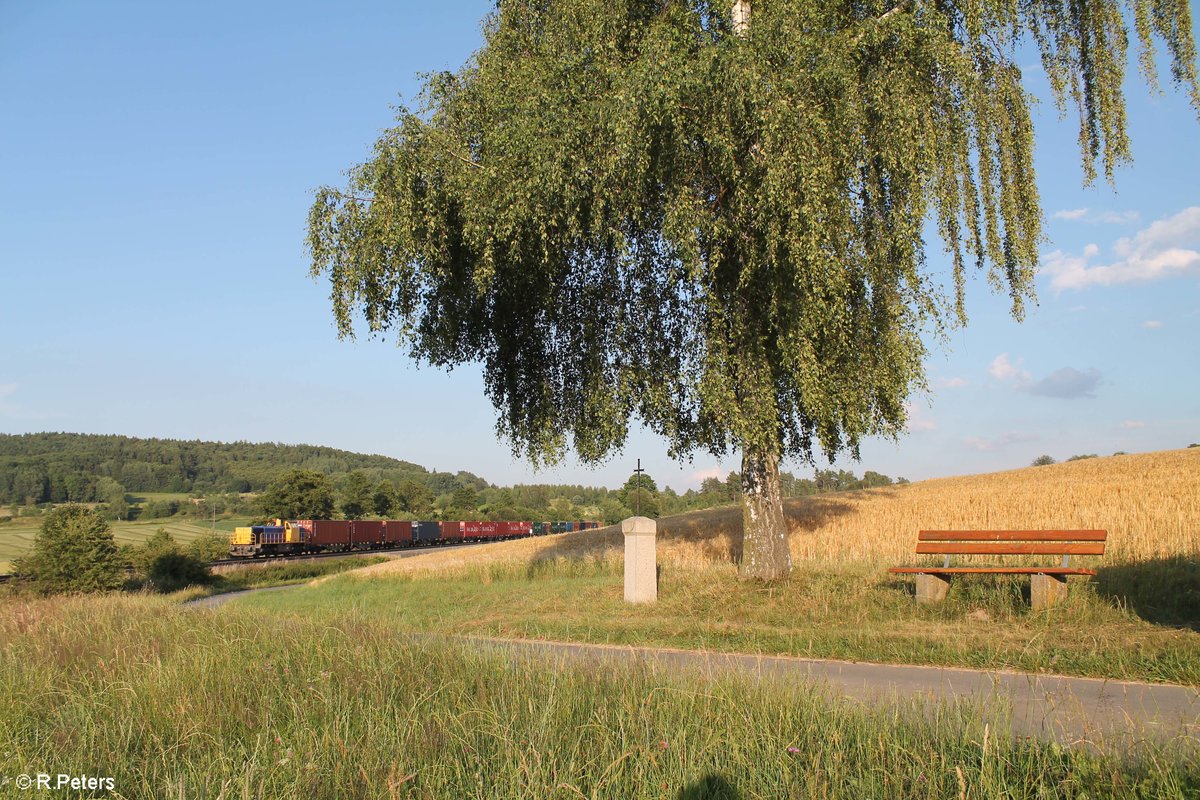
left=308, top=0, right=1198, bottom=578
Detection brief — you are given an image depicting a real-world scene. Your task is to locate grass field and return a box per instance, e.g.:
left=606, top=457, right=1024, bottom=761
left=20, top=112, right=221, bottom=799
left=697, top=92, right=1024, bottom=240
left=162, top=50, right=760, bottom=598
left=230, top=448, right=1199, bottom=686
left=235, top=555, right=1200, bottom=685
left=2, top=592, right=1196, bottom=799
left=0, top=517, right=248, bottom=573
left=183, top=556, right=391, bottom=599
left=126, top=491, right=193, bottom=504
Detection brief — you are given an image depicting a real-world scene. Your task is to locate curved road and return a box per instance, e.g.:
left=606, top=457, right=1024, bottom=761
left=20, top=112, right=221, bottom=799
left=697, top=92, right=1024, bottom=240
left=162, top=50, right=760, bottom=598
left=190, top=574, right=1199, bottom=752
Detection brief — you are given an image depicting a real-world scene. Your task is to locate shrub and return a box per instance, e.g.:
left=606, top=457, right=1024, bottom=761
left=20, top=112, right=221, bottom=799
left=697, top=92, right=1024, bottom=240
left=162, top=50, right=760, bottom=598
left=146, top=551, right=211, bottom=592
left=1031, top=455, right=1056, bottom=466
left=187, top=532, right=231, bottom=563
left=132, top=529, right=212, bottom=592
left=12, top=505, right=123, bottom=594
left=142, top=499, right=180, bottom=519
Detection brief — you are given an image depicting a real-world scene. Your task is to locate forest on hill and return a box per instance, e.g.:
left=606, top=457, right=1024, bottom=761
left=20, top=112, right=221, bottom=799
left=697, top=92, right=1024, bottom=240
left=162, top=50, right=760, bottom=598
left=0, top=433, right=440, bottom=504
left=0, top=432, right=908, bottom=524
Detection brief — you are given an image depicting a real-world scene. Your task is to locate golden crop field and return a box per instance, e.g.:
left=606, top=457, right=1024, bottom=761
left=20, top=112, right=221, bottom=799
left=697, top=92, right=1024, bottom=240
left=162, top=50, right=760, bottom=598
left=357, top=447, right=1200, bottom=579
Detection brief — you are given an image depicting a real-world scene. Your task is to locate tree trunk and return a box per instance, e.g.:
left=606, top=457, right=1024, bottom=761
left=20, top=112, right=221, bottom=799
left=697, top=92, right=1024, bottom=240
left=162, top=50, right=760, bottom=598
left=731, top=0, right=752, bottom=37
left=739, top=444, right=791, bottom=580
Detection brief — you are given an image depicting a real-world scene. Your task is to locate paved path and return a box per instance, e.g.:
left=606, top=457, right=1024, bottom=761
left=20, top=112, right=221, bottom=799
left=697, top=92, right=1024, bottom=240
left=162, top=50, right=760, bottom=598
left=189, top=583, right=1199, bottom=750
left=451, top=636, right=1199, bottom=751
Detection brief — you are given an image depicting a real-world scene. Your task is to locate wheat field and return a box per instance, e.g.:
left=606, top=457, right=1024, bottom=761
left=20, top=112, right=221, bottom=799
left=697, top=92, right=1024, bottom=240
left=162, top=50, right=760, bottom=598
left=356, top=448, right=1200, bottom=579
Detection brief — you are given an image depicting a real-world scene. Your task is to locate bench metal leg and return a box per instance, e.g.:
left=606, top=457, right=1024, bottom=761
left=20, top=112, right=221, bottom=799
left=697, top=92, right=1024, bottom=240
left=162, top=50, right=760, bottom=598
left=1031, top=573, right=1068, bottom=609
left=916, top=573, right=951, bottom=603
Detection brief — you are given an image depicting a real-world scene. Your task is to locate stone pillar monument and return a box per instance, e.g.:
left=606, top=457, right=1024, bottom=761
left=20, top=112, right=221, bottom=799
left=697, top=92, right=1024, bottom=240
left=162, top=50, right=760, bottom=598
left=622, top=516, right=657, bottom=604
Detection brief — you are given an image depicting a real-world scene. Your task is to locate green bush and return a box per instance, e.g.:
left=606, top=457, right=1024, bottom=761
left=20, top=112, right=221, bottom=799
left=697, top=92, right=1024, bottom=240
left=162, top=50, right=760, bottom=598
left=141, top=499, right=180, bottom=519
left=186, top=532, right=231, bottom=563
left=132, top=530, right=212, bottom=592
left=12, top=505, right=123, bottom=594
left=146, top=551, right=211, bottom=592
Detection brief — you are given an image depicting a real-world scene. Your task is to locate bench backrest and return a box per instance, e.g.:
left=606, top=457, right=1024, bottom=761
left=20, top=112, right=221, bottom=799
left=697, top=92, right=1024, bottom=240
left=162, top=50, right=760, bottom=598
left=916, top=530, right=1107, bottom=556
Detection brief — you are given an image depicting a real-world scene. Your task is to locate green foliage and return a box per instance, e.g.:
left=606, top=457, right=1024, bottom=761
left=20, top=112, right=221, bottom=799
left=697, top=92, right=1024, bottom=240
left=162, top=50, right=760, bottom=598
left=396, top=479, right=435, bottom=517
left=859, top=470, right=893, bottom=489
left=258, top=470, right=336, bottom=520
left=127, top=529, right=211, bottom=592
left=451, top=483, right=479, bottom=513
left=141, top=498, right=180, bottom=519
left=307, top=0, right=1198, bottom=473
left=187, top=533, right=232, bottom=563
left=338, top=470, right=373, bottom=518
left=600, top=497, right=634, bottom=525
left=131, top=529, right=179, bottom=573
left=146, top=551, right=211, bottom=592
left=1032, top=454, right=1057, bottom=467
left=620, top=471, right=660, bottom=517
left=0, top=432, right=436, bottom=505
left=1067, top=453, right=1099, bottom=461
left=371, top=480, right=397, bottom=517
left=12, top=505, right=124, bottom=594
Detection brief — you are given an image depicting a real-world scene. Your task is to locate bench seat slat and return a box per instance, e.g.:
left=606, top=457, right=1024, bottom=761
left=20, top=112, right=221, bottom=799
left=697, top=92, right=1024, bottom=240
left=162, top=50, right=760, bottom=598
left=918, top=530, right=1107, bottom=542
left=914, top=542, right=1106, bottom=556
left=889, top=566, right=1097, bottom=576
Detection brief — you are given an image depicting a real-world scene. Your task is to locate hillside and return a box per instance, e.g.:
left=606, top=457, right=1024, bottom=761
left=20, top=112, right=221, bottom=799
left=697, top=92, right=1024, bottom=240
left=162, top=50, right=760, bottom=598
left=0, top=432, right=442, bottom=504
left=355, top=447, right=1200, bottom=577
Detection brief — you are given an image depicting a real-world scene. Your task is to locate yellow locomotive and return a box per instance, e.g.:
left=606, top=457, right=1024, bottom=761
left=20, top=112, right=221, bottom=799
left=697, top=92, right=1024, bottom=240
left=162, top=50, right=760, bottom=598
left=229, top=519, right=308, bottom=557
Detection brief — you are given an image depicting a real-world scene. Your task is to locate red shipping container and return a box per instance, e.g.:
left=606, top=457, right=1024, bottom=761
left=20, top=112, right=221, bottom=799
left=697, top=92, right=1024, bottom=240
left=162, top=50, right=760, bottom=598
left=502, top=521, right=531, bottom=537
left=440, top=521, right=464, bottom=540
left=351, top=520, right=384, bottom=546
left=309, top=520, right=353, bottom=546
left=382, top=520, right=413, bottom=544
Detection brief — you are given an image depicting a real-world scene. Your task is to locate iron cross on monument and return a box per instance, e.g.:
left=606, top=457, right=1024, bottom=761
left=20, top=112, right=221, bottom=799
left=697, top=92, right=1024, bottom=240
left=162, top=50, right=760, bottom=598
left=633, top=458, right=645, bottom=516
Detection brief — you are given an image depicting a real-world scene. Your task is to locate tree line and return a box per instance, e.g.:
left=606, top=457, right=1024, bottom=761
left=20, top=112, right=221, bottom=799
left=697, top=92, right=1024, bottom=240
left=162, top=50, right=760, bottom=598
left=2, top=433, right=907, bottom=525
left=262, top=465, right=908, bottom=525
left=0, top=433, right=473, bottom=509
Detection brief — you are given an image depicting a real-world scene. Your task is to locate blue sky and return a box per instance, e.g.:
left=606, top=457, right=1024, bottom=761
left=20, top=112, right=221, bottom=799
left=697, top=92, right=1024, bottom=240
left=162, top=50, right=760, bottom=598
left=1, top=1, right=1197, bottom=492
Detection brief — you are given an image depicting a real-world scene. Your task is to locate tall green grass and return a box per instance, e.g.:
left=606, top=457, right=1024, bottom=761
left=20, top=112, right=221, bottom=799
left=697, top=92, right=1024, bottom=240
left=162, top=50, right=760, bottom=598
left=187, top=556, right=390, bottom=598
left=0, top=594, right=1195, bottom=799
left=234, top=559, right=1200, bottom=685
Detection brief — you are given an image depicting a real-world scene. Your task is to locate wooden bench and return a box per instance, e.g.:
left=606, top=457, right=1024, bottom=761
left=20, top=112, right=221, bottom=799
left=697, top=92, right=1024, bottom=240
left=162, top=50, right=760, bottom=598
left=889, top=530, right=1107, bottom=609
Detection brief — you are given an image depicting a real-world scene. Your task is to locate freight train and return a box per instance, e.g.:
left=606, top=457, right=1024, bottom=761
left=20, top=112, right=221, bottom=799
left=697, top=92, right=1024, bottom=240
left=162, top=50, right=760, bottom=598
left=229, top=519, right=600, bottom=558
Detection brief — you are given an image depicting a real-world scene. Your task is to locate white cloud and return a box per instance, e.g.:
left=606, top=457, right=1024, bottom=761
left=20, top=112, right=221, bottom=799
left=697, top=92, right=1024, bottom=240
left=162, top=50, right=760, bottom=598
left=988, top=356, right=1103, bottom=399
left=1142, top=320, right=1164, bottom=329
left=0, top=384, right=16, bottom=399
left=1025, top=367, right=1102, bottom=399
left=1052, top=207, right=1140, bottom=224
left=1094, top=210, right=1142, bottom=224
left=988, top=353, right=1031, bottom=386
left=1041, top=207, right=1200, bottom=291
left=964, top=432, right=1038, bottom=451
left=904, top=402, right=936, bottom=432
left=1120, top=420, right=1146, bottom=429
left=689, top=464, right=725, bottom=484
left=936, top=377, right=968, bottom=389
